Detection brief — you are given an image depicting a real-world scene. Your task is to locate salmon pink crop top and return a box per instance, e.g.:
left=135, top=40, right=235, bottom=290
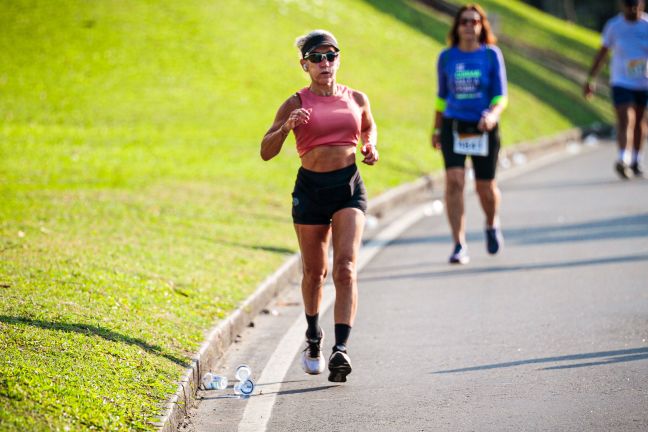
left=293, top=85, right=362, bottom=157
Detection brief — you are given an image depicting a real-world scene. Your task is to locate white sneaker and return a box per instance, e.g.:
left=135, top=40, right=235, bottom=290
left=300, top=332, right=325, bottom=375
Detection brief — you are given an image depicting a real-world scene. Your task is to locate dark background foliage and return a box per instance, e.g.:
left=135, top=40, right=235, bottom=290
left=522, top=0, right=624, bottom=31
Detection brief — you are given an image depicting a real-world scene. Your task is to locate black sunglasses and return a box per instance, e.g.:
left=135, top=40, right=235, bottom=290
left=460, top=17, right=481, bottom=26
left=304, top=51, right=339, bottom=63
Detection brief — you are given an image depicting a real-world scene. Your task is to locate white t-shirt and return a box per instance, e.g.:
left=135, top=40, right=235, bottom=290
left=602, top=12, right=648, bottom=90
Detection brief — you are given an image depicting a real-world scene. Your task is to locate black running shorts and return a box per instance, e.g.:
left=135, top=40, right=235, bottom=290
left=291, top=163, right=367, bottom=225
left=440, top=116, right=500, bottom=180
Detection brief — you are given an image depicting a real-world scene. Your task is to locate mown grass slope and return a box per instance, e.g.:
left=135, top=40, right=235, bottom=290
left=440, top=0, right=603, bottom=70
left=0, top=0, right=611, bottom=430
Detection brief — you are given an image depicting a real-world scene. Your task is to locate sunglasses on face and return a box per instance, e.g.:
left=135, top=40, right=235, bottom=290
left=304, top=51, right=339, bottom=63
left=460, top=17, right=481, bottom=26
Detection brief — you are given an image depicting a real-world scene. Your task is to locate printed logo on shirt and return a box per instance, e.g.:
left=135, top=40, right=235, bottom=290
left=626, top=59, right=648, bottom=79
left=454, top=62, right=483, bottom=100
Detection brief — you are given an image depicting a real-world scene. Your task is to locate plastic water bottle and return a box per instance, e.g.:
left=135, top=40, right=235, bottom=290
left=234, top=364, right=254, bottom=397
left=202, top=372, right=228, bottom=390
left=233, top=378, right=255, bottom=397
left=235, top=364, right=251, bottom=381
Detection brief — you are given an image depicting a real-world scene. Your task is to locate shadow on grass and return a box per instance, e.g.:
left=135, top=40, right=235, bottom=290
left=361, top=0, right=607, bottom=126
left=0, top=315, right=189, bottom=367
left=432, top=347, right=648, bottom=374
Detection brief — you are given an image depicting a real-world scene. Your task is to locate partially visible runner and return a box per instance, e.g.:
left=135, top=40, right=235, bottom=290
left=584, top=0, right=648, bottom=179
left=260, top=30, right=379, bottom=382
left=431, top=3, right=508, bottom=264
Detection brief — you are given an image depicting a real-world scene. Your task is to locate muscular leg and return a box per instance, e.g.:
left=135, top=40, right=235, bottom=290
left=330, top=208, right=365, bottom=326
left=445, top=168, right=466, bottom=245
left=294, top=224, right=331, bottom=316
left=475, top=179, right=501, bottom=227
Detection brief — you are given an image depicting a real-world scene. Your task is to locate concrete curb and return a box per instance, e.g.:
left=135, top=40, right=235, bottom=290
left=155, top=125, right=602, bottom=432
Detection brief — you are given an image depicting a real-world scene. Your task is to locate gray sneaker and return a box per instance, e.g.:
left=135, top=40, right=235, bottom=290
left=300, top=332, right=325, bottom=375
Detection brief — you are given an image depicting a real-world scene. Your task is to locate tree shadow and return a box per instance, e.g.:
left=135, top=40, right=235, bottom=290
left=432, top=347, right=648, bottom=374
left=365, top=213, right=648, bottom=250
left=501, top=177, right=620, bottom=192
left=199, top=384, right=338, bottom=400
left=360, top=0, right=607, bottom=125
left=0, top=315, right=189, bottom=367
left=360, top=252, right=648, bottom=282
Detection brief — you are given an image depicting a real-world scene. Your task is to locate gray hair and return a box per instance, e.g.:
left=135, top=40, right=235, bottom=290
left=295, top=29, right=338, bottom=57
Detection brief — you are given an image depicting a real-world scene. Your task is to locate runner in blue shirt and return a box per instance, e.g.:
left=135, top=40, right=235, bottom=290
left=431, top=3, right=508, bottom=264
left=584, top=0, right=648, bottom=179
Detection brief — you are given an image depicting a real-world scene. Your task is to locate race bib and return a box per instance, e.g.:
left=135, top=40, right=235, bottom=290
left=625, top=59, right=648, bottom=79
left=453, top=131, right=489, bottom=156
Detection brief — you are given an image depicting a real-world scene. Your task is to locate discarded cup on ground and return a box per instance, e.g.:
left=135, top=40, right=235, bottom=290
left=202, top=372, right=228, bottom=390
left=235, top=364, right=251, bottom=381
left=234, top=378, right=255, bottom=397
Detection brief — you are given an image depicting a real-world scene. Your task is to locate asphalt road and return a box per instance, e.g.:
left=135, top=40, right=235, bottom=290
left=183, top=141, right=648, bottom=432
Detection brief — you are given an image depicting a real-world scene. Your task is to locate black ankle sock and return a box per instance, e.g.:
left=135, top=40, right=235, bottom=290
left=333, top=323, right=351, bottom=352
left=305, top=313, right=321, bottom=340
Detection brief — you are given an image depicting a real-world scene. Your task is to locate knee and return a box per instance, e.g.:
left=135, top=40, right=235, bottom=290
left=446, top=176, right=464, bottom=195
left=332, top=259, right=356, bottom=287
left=477, top=180, right=497, bottom=195
left=302, top=266, right=327, bottom=287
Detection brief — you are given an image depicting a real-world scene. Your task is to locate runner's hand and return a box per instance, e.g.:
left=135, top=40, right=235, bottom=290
left=478, top=111, right=498, bottom=132
left=583, top=81, right=595, bottom=100
left=431, top=132, right=441, bottom=150
left=282, top=108, right=311, bottom=133
left=361, top=144, right=379, bottom=165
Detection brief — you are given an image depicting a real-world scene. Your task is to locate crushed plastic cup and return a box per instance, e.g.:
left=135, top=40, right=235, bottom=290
left=234, top=378, right=255, bottom=397
left=202, top=372, right=228, bottom=390
left=512, top=152, right=527, bottom=166
left=235, top=364, right=251, bottom=381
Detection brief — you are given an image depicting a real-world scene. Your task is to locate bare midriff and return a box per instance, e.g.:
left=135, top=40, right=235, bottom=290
left=300, top=144, right=357, bottom=172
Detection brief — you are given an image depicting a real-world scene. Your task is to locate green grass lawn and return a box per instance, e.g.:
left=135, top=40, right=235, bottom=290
left=0, top=0, right=612, bottom=430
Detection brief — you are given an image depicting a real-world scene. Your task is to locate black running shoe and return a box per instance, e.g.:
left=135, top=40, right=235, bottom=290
left=630, top=162, right=644, bottom=177
left=485, top=227, right=503, bottom=255
left=328, top=350, right=352, bottom=383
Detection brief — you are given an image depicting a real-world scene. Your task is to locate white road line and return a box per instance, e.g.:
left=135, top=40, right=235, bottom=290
left=237, top=142, right=598, bottom=431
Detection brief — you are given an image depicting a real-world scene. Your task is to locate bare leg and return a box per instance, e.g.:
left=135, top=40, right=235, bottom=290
left=475, top=179, right=501, bottom=227
left=445, top=168, right=466, bottom=245
left=631, top=104, right=646, bottom=155
left=294, top=224, right=331, bottom=316
left=330, top=208, right=365, bottom=326
left=615, top=104, right=633, bottom=159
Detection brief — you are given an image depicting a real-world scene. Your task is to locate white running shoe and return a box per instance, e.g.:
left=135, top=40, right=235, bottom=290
left=300, top=332, right=325, bottom=375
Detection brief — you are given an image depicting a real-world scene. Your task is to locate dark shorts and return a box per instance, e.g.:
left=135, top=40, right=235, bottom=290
left=292, top=164, right=367, bottom=225
left=440, top=117, right=500, bottom=180
left=611, top=86, right=648, bottom=107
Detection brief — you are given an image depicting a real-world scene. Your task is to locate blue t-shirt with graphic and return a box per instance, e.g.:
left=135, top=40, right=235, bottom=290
left=437, top=44, right=507, bottom=122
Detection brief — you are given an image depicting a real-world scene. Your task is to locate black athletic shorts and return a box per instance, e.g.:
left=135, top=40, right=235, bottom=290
left=291, top=163, right=367, bottom=225
left=611, top=86, right=648, bottom=107
left=440, top=116, right=500, bottom=180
